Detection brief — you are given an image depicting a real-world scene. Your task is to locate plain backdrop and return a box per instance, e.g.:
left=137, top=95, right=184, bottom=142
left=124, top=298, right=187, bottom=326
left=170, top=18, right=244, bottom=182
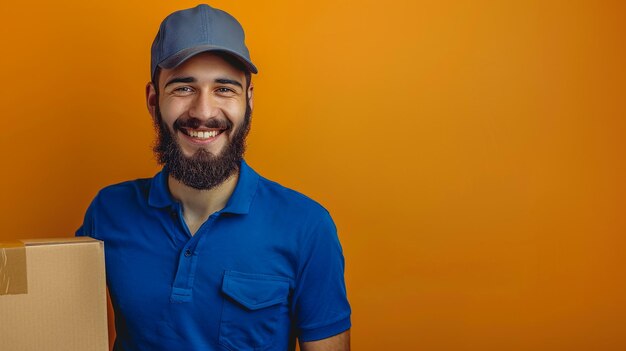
left=1, top=1, right=625, bottom=350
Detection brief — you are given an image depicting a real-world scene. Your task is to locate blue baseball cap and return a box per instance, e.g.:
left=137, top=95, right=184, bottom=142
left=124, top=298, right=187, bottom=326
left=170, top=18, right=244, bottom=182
left=150, top=4, right=258, bottom=82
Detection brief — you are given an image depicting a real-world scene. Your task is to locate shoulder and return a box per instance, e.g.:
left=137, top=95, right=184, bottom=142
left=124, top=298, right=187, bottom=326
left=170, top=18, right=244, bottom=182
left=251, top=173, right=342, bottom=260
left=78, top=177, right=153, bottom=239
left=85, top=177, right=156, bottom=221
left=92, top=178, right=152, bottom=205
left=255, top=175, right=331, bottom=221
left=250, top=173, right=339, bottom=246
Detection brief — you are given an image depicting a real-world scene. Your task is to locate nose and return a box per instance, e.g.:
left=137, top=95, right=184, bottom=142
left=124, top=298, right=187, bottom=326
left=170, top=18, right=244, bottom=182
left=188, top=90, right=219, bottom=120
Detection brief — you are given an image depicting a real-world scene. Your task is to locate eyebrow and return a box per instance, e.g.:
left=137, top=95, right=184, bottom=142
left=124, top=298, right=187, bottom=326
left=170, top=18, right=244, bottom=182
left=215, top=78, right=243, bottom=89
left=163, top=76, right=243, bottom=89
left=164, top=76, right=196, bottom=88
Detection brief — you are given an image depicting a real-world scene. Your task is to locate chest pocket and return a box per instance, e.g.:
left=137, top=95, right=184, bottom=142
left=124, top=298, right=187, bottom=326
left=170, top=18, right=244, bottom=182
left=219, top=271, right=291, bottom=351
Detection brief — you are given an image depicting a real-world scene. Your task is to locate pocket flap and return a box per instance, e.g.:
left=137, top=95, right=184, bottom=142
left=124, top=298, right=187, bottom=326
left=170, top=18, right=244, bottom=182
left=221, top=271, right=290, bottom=310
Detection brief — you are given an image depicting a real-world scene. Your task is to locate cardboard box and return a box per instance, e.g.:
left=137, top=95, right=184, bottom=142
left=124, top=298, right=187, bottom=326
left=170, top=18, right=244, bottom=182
left=0, top=237, right=108, bottom=351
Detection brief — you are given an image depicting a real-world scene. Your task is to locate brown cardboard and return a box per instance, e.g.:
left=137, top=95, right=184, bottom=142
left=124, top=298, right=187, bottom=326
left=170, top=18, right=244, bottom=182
left=0, top=237, right=109, bottom=351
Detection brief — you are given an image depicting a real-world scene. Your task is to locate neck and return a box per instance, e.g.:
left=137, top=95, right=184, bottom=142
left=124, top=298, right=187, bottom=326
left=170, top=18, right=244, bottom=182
left=168, top=170, right=239, bottom=234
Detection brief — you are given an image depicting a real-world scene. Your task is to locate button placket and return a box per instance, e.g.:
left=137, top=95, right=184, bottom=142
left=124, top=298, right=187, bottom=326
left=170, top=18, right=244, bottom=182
left=169, top=213, right=219, bottom=303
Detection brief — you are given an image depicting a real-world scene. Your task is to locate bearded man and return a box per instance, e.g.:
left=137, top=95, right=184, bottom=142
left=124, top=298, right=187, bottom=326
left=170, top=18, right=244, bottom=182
left=76, top=4, right=351, bottom=351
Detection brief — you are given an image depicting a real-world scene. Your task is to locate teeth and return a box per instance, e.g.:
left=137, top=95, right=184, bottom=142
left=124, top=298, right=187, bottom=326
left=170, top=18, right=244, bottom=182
left=188, top=130, right=218, bottom=139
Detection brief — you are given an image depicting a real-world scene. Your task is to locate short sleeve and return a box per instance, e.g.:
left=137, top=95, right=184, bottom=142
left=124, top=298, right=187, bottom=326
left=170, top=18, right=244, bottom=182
left=75, top=195, right=99, bottom=239
left=292, top=211, right=351, bottom=342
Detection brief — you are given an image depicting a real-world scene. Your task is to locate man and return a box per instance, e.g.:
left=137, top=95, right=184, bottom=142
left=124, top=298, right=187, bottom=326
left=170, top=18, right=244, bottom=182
left=76, top=4, right=351, bottom=351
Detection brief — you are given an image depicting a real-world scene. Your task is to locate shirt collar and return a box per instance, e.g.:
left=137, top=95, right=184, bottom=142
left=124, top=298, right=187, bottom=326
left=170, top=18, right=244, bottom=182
left=147, top=160, right=259, bottom=215
left=147, top=166, right=175, bottom=208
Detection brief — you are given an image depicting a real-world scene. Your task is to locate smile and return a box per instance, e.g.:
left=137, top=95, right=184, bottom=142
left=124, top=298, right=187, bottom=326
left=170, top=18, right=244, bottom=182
left=181, top=128, right=225, bottom=140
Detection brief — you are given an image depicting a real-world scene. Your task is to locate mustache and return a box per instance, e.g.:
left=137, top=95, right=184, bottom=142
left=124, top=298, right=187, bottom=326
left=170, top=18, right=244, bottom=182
left=173, top=117, right=232, bottom=131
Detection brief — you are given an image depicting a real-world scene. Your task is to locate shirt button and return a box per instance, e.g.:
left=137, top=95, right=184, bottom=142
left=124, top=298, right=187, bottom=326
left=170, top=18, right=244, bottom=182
left=184, top=249, right=192, bottom=257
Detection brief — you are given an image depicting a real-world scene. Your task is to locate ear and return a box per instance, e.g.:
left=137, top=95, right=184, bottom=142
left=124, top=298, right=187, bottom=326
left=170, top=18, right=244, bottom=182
left=247, top=83, right=254, bottom=111
left=146, top=82, right=158, bottom=120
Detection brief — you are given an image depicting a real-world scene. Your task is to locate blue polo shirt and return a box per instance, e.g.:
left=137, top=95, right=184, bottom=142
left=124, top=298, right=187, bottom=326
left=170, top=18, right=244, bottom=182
left=76, top=160, right=351, bottom=351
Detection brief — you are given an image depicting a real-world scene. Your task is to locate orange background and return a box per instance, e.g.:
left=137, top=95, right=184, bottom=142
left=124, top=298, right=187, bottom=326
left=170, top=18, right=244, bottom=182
left=1, top=1, right=625, bottom=350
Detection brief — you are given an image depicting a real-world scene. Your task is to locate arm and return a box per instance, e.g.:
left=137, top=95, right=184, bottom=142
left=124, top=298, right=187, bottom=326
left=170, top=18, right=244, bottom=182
left=294, top=213, right=351, bottom=348
left=300, top=330, right=350, bottom=351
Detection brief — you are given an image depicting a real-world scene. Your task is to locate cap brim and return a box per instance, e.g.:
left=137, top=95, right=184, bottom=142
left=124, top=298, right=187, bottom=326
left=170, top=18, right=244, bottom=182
left=159, top=45, right=258, bottom=74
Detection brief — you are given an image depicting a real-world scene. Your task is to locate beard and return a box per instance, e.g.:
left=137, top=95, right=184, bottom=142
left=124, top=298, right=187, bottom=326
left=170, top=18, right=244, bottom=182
left=153, top=100, right=251, bottom=190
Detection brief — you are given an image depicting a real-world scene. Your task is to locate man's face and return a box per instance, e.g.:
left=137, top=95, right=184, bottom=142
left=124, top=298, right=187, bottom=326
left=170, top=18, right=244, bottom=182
left=147, top=52, right=253, bottom=190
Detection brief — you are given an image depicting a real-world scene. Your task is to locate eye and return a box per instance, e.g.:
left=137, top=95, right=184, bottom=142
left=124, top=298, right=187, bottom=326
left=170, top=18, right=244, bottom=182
left=216, top=87, right=237, bottom=95
left=172, top=86, right=194, bottom=95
